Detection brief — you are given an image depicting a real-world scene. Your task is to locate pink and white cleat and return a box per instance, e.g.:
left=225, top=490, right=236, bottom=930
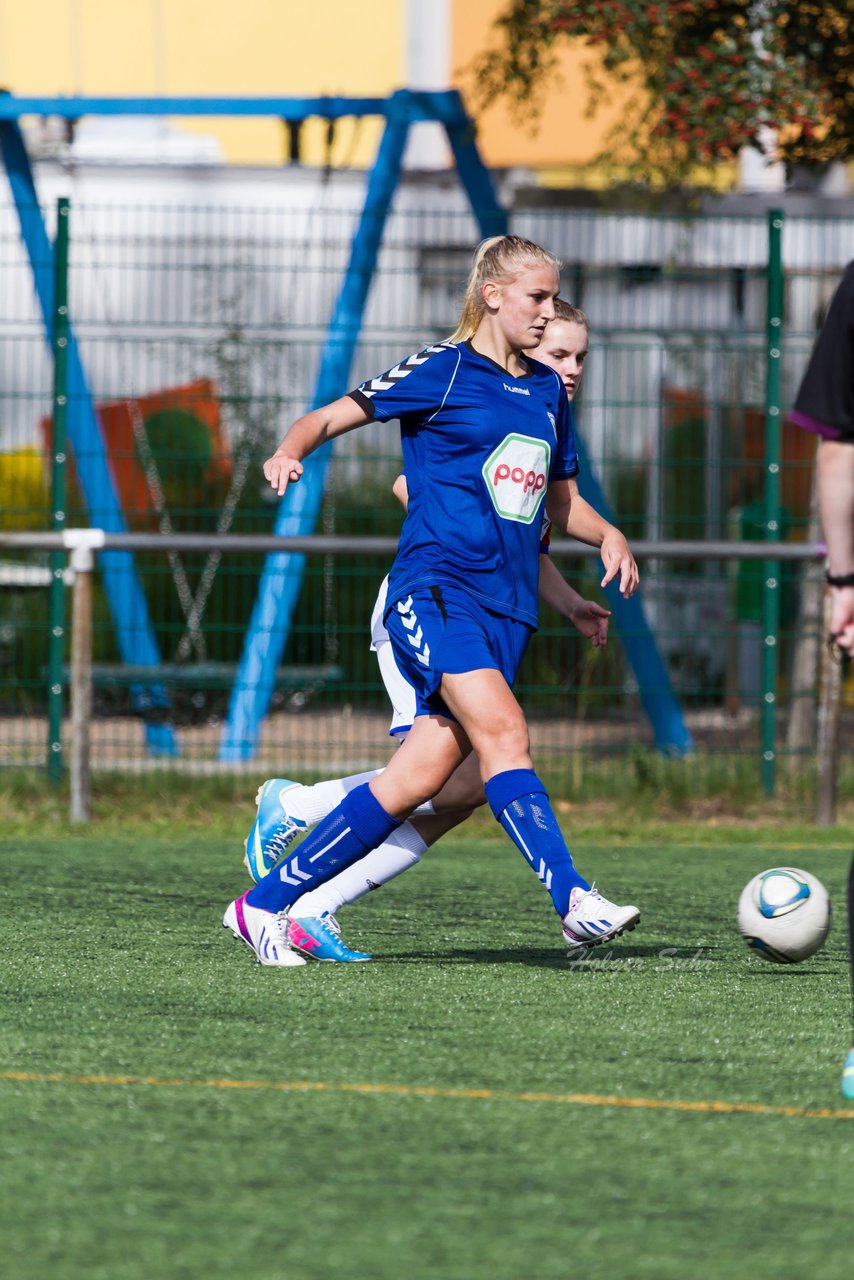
left=223, top=891, right=307, bottom=966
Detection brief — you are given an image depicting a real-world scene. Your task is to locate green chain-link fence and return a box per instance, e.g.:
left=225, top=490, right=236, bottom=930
left=0, top=191, right=850, bottom=796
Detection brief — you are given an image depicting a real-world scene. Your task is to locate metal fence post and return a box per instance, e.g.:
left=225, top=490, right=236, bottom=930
left=47, top=196, right=70, bottom=782
left=761, top=209, right=784, bottom=795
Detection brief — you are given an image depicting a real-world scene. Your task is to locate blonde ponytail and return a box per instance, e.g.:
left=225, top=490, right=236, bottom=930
left=448, top=235, right=562, bottom=344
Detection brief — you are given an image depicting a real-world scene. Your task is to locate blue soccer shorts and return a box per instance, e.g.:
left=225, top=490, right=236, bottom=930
left=383, top=584, right=534, bottom=722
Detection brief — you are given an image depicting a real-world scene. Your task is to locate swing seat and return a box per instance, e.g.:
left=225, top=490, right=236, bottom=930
left=58, top=660, right=344, bottom=712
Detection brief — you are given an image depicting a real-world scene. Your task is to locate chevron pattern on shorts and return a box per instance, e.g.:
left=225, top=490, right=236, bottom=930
left=396, top=596, right=431, bottom=667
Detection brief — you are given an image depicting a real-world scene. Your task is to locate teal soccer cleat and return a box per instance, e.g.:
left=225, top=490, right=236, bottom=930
left=287, top=912, right=373, bottom=963
left=842, top=1048, right=854, bottom=1100
left=243, top=778, right=307, bottom=883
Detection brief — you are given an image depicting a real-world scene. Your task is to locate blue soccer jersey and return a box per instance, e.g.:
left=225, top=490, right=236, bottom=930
left=349, top=340, right=578, bottom=627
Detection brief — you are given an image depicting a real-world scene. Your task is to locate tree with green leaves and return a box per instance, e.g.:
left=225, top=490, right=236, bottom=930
left=475, top=1, right=852, bottom=185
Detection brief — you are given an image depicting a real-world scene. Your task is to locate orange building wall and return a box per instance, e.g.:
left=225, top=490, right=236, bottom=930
left=451, top=0, right=635, bottom=173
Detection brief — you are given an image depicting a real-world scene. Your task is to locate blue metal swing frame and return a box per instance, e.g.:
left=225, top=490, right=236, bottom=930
left=0, top=89, right=691, bottom=762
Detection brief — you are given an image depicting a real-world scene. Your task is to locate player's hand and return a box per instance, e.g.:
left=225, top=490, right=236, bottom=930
left=568, top=599, right=611, bottom=647
left=828, top=586, right=854, bottom=657
left=599, top=531, right=639, bottom=597
left=263, top=451, right=304, bottom=497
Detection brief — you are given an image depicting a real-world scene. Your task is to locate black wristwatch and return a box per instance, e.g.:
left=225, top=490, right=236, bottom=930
left=825, top=570, right=854, bottom=587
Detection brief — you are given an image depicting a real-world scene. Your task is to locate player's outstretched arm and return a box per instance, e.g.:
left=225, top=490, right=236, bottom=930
left=264, top=396, right=371, bottom=496
left=537, top=555, right=610, bottom=647
left=546, top=479, right=639, bottom=597
left=598, top=523, right=640, bottom=598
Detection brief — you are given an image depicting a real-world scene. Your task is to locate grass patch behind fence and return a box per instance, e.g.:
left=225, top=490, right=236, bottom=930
left=1, top=822, right=853, bottom=1279
left=1, top=750, right=853, bottom=839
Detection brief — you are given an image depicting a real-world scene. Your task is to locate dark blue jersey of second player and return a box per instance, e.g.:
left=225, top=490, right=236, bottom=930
left=349, top=339, right=578, bottom=627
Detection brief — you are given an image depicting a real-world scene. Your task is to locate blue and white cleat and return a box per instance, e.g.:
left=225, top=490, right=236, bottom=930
left=223, top=891, right=307, bottom=967
left=243, top=778, right=307, bottom=883
left=562, top=883, right=640, bottom=952
left=287, top=912, right=372, bottom=963
left=842, top=1048, right=854, bottom=1100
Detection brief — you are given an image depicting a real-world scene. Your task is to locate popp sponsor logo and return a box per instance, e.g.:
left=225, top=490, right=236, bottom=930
left=492, top=462, right=546, bottom=497
left=482, top=434, right=551, bottom=524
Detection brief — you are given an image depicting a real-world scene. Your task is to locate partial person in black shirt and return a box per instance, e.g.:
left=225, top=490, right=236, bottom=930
left=791, top=261, right=854, bottom=1098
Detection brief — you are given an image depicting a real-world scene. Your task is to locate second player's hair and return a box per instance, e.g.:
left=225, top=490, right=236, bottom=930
left=552, top=298, right=589, bottom=329
left=449, top=235, right=562, bottom=343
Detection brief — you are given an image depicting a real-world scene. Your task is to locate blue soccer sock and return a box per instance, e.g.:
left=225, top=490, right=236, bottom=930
left=484, top=768, right=589, bottom=918
left=245, top=782, right=401, bottom=914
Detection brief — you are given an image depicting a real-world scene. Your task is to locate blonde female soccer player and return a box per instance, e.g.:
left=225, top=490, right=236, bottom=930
left=243, top=302, right=625, bottom=964
left=224, top=237, right=640, bottom=966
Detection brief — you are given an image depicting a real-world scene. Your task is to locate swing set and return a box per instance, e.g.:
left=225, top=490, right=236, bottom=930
left=0, top=89, right=692, bottom=764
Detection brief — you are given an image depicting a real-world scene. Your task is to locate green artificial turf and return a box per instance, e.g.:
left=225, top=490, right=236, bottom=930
left=1, top=829, right=853, bottom=1279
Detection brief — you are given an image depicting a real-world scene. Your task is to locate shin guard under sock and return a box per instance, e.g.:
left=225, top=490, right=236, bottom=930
left=484, top=768, right=589, bottom=917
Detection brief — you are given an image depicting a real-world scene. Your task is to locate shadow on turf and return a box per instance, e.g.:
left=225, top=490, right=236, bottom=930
left=385, top=942, right=693, bottom=967
left=384, top=947, right=839, bottom=977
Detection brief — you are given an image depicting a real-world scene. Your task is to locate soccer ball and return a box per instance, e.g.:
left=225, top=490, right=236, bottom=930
left=737, top=867, right=831, bottom=964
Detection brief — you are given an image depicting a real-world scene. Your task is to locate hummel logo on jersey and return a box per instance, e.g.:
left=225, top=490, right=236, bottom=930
left=359, top=345, right=452, bottom=398
left=503, top=383, right=531, bottom=395
left=482, top=434, right=551, bottom=524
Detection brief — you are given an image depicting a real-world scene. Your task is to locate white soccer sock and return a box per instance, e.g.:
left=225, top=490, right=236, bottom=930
left=411, top=798, right=436, bottom=816
left=291, top=820, right=428, bottom=917
left=281, top=769, right=383, bottom=827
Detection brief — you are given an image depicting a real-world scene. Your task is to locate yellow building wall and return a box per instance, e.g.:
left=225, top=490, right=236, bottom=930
left=1, top=0, right=629, bottom=176
left=0, top=0, right=404, bottom=166
left=452, top=0, right=632, bottom=177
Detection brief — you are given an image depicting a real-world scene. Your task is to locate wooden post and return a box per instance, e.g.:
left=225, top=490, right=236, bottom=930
left=69, top=536, right=98, bottom=822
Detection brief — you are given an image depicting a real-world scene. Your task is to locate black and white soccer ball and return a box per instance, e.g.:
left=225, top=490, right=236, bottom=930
left=737, top=867, right=831, bottom=964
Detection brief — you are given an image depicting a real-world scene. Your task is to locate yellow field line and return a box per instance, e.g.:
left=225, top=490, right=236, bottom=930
left=2, top=1070, right=852, bottom=1121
